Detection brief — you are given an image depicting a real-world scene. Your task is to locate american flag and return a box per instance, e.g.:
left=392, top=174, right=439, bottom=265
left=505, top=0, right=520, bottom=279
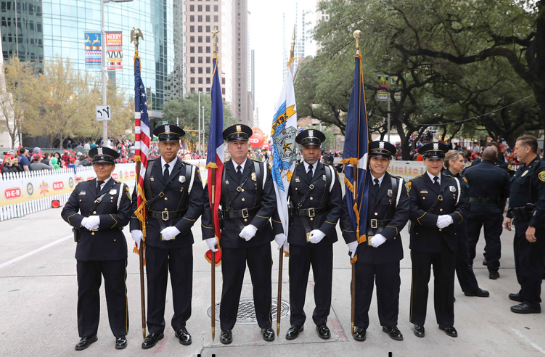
left=133, top=55, right=150, bottom=244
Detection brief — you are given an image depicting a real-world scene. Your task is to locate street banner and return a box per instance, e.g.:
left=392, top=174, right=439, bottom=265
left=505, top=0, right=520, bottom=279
left=106, top=31, right=123, bottom=70
left=84, top=31, right=102, bottom=69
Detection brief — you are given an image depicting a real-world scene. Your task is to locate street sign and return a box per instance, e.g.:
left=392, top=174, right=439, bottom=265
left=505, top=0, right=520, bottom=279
left=96, top=105, right=111, bottom=121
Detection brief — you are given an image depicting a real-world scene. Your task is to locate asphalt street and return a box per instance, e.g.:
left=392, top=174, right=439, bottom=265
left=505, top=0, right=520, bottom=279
left=1, top=195, right=544, bottom=356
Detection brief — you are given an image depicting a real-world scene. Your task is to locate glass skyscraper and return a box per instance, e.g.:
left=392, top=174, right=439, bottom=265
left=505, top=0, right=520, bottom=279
left=0, top=0, right=179, bottom=111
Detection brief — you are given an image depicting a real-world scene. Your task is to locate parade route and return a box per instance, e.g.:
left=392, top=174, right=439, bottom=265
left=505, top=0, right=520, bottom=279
left=1, top=206, right=544, bottom=357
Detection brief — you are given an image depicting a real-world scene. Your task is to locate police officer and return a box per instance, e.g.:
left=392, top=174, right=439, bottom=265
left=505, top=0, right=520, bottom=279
left=443, top=150, right=490, bottom=297
left=202, top=124, right=277, bottom=344
left=130, top=124, right=204, bottom=348
left=61, top=147, right=132, bottom=351
left=272, top=129, right=344, bottom=341
left=466, top=141, right=515, bottom=177
left=407, top=142, right=468, bottom=338
left=504, top=135, right=545, bottom=314
left=344, top=141, right=410, bottom=342
left=464, top=147, right=510, bottom=280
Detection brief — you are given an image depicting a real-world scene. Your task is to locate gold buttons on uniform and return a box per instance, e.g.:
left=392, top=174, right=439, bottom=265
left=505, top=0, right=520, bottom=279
left=440, top=209, right=443, bottom=212
left=244, top=219, right=248, bottom=222
left=165, top=197, right=168, bottom=200
left=164, top=208, right=168, bottom=211
left=91, top=232, right=95, bottom=235
left=310, top=218, right=314, bottom=221
left=439, top=229, right=442, bottom=231
left=310, top=197, right=313, bottom=200
left=242, top=198, right=245, bottom=201
left=422, top=197, right=426, bottom=200
left=242, top=189, right=245, bottom=192
left=375, top=213, right=378, bottom=216
left=93, top=211, right=97, bottom=214
left=114, top=239, right=116, bottom=241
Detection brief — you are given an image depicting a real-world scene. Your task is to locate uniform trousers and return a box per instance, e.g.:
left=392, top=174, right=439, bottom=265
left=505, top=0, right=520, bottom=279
left=410, top=250, right=456, bottom=327
left=355, top=260, right=400, bottom=329
left=467, top=212, right=503, bottom=272
left=513, top=221, right=545, bottom=308
left=77, top=259, right=128, bottom=338
left=289, top=244, right=333, bottom=327
left=145, top=244, right=193, bottom=334
left=220, top=244, right=272, bottom=331
left=455, top=222, right=480, bottom=293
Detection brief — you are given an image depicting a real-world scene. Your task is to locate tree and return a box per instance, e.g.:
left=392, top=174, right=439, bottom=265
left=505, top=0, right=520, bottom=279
left=0, top=57, right=38, bottom=147
left=23, top=56, right=99, bottom=147
left=162, top=92, right=232, bottom=150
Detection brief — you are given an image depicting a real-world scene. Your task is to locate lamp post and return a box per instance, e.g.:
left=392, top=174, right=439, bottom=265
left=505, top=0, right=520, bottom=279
left=101, top=0, right=133, bottom=148
left=198, top=91, right=210, bottom=156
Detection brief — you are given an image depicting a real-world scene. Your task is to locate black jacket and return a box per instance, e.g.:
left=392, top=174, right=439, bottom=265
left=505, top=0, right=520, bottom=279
left=463, top=161, right=510, bottom=214
left=408, top=173, right=469, bottom=253
left=129, top=159, right=204, bottom=249
left=61, top=178, right=132, bottom=261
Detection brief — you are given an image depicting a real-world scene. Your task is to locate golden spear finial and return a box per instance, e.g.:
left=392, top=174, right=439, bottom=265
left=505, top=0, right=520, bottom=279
left=211, top=28, right=220, bottom=54
left=353, top=30, right=362, bottom=50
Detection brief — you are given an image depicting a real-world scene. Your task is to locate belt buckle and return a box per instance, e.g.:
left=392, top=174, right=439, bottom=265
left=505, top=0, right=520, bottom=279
left=308, top=208, right=315, bottom=218
left=161, top=211, right=169, bottom=221
left=370, top=219, right=378, bottom=229
left=241, top=208, right=249, bottom=219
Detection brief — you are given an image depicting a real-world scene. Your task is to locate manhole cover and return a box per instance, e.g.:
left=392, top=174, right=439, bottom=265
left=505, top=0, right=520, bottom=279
left=207, top=297, right=290, bottom=324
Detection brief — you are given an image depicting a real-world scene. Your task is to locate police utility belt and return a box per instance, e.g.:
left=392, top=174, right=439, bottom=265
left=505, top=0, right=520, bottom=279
left=289, top=205, right=330, bottom=218
left=469, top=197, right=498, bottom=204
left=219, top=206, right=260, bottom=220
left=508, top=203, right=536, bottom=222
left=148, top=209, right=187, bottom=221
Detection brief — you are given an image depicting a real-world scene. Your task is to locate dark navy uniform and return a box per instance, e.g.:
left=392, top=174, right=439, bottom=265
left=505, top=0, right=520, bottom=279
left=130, top=125, right=204, bottom=345
left=464, top=160, right=510, bottom=276
left=61, top=147, right=132, bottom=347
left=408, top=143, right=468, bottom=333
left=466, top=157, right=515, bottom=177
left=341, top=141, right=410, bottom=341
left=201, top=124, right=276, bottom=341
left=507, top=155, right=545, bottom=311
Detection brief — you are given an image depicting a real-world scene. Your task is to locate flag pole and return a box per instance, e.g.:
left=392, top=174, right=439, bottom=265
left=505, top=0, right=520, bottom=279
left=350, top=29, right=363, bottom=338
left=131, top=27, right=147, bottom=341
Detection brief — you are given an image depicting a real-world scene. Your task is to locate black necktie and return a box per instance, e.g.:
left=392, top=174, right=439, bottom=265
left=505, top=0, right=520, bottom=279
left=96, top=180, right=104, bottom=195
left=433, top=176, right=440, bottom=189
left=307, top=164, right=313, bottom=182
left=236, top=165, right=242, bottom=178
left=163, top=163, right=169, bottom=179
left=374, top=178, right=380, bottom=194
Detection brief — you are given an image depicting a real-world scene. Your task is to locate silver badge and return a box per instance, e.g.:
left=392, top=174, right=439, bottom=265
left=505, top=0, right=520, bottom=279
left=433, top=143, right=438, bottom=151
left=323, top=174, right=326, bottom=181
left=387, top=189, right=392, bottom=197
left=308, top=130, right=314, bottom=138
left=179, top=176, right=186, bottom=183
left=109, top=189, right=117, bottom=195
left=449, top=186, right=456, bottom=192
left=97, top=148, right=103, bottom=155
left=165, top=125, right=171, bottom=134
left=379, top=142, right=385, bottom=149
left=79, top=191, right=86, bottom=195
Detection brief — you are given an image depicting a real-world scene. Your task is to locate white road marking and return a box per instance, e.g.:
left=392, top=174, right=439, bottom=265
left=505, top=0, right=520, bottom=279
left=511, top=328, right=545, bottom=355
left=0, top=234, right=72, bottom=270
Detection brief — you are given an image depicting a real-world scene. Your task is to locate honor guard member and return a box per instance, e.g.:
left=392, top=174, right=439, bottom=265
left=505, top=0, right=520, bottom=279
left=272, top=129, right=344, bottom=341
left=202, top=124, right=277, bottom=344
left=504, top=135, right=545, bottom=314
left=129, top=124, right=205, bottom=349
left=443, top=150, right=490, bottom=297
left=407, top=142, right=468, bottom=338
left=464, top=148, right=510, bottom=280
left=343, top=141, right=410, bottom=342
left=61, top=147, right=132, bottom=351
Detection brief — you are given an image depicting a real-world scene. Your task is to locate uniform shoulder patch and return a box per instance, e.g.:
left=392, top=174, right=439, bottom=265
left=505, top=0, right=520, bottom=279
left=463, top=177, right=468, bottom=183
left=406, top=181, right=412, bottom=192
left=538, top=171, right=545, bottom=182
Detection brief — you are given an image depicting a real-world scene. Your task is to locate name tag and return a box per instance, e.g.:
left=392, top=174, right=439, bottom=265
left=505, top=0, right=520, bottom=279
left=109, top=189, right=117, bottom=195
left=420, top=190, right=428, bottom=193
left=79, top=191, right=86, bottom=195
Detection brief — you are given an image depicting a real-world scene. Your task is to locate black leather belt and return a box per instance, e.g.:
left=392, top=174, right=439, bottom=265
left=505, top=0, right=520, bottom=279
left=469, top=197, right=498, bottom=204
left=292, top=206, right=330, bottom=217
left=148, top=210, right=186, bottom=221
left=368, top=219, right=390, bottom=229
left=220, top=206, right=260, bottom=220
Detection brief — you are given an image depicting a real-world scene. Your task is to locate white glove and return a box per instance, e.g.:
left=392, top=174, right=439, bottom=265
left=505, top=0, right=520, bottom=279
left=80, top=217, right=90, bottom=230
left=308, top=230, right=326, bottom=244
left=370, top=234, right=387, bottom=248
left=161, top=226, right=181, bottom=241
left=86, top=215, right=100, bottom=230
left=436, top=215, right=454, bottom=229
left=274, top=234, right=287, bottom=250
left=131, top=230, right=143, bottom=250
left=239, top=224, right=258, bottom=241
left=347, top=241, right=358, bottom=258
left=205, top=237, right=219, bottom=252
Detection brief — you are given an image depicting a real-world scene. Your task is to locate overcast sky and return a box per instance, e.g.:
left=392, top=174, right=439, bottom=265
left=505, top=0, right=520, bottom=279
left=247, top=0, right=319, bottom=136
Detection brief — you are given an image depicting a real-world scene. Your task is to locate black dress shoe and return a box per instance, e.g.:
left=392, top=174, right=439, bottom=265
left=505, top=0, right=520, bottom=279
left=286, top=325, right=304, bottom=340
left=413, top=325, right=425, bottom=338
left=262, top=328, right=275, bottom=342
left=483, top=258, right=488, bottom=266
left=383, top=326, right=403, bottom=341
left=464, top=288, right=490, bottom=297
left=439, top=325, right=458, bottom=337
left=316, top=324, right=331, bottom=340
left=489, top=271, right=500, bottom=280
left=115, top=336, right=127, bottom=350
left=353, top=327, right=366, bottom=342
left=141, top=333, right=164, bottom=349
left=75, top=336, right=98, bottom=351
left=509, top=293, right=524, bottom=302
left=220, top=330, right=232, bottom=345
left=511, top=303, right=541, bottom=314
left=175, top=327, right=192, bottom=345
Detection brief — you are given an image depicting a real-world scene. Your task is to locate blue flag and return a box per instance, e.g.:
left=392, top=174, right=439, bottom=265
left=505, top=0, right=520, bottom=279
left=342, top=52, right=370, bottom=261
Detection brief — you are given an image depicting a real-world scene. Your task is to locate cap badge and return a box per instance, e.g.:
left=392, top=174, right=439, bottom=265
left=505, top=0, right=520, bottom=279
left=97, top=148, right=103, bottom=155
left=379, top=142, right=384, bottom=149
left=433, top=143, right=438, bottom=150
left=308, top=130, right=314, bottom=137
left=236, top=125, right=241, bottom=133
left=165, top=125, right=171, bottom=134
